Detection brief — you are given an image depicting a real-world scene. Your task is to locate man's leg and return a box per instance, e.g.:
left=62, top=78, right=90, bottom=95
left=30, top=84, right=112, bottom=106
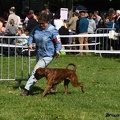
left=84, top=37, right=89, bottom=55
left=78, top=35, right=84, bottom=55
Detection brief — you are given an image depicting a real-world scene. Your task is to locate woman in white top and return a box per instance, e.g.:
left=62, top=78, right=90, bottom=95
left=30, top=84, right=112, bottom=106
left=53, top=14, right=63, bottom=30
left=6, top=6, right=21, bottom=28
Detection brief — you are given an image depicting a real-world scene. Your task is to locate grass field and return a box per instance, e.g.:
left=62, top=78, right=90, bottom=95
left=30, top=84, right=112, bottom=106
left=0, top=54, right=120, bottom=120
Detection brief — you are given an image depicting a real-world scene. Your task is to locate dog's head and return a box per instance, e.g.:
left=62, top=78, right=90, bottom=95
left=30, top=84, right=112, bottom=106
left=34, top=68, right=46, bottom=80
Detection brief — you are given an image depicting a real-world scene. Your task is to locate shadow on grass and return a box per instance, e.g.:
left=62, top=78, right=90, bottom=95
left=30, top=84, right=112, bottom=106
left=101, top=53, right=120, bottom=58
left=12, top=80, right=73, bottom=96
left=13, top=84, right=44, bottom=94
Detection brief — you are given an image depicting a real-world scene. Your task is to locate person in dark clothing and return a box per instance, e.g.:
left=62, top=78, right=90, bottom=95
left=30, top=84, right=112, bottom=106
left=59, top=26, right=69, bottom=55
left=59, top=26, right=69, bottom=45
left=112, top=10, right=120, bottom=50
left=26, top=13, right=38, bottom=33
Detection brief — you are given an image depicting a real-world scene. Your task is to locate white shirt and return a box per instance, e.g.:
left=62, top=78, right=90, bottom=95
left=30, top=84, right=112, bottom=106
left=54, top=19, right=64, bottom=30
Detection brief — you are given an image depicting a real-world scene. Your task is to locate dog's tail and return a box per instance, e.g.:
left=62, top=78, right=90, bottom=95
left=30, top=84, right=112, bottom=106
left=66, top=63, right=76, bottom=72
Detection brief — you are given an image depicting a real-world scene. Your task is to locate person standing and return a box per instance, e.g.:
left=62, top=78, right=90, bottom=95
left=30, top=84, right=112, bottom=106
left=6, top=6, right=21, bottom=28
left=26, top=13, right=38, bottom=34
left=23, top=10, right=38, bottom=29
left=6, top=19, right=18, bottom=45
left=21, top=12, right=62, bottom=96
left=114, top=10, right=120, bottom=32
left=45, top=7, right=53, bottom=23
left=93, top=10, right=101, bottom=27
left=6, top=19, right=18, bottom=35
left=87, top=13, right=96, bottom=50
left=68, top=12, right=79, bottom=45
left=53, top=14, right=64, bottom=30
left=0, top=17, right=6, bottom=35
left=77, top=11, right=89, bottom=55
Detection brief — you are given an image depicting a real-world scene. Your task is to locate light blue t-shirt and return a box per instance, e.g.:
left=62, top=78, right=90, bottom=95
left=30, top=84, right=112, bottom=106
left=28, top=24, right=62, bottom=58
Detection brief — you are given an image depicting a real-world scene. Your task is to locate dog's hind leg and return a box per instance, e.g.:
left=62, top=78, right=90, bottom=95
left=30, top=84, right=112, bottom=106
left=71, top=80, right=85, bottom=93
left=64, top=79, right=70, bottom=94
left=78, top=83, right=85, bottom=93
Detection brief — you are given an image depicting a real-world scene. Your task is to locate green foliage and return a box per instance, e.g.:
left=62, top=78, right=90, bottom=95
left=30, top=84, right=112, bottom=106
left=0, top=55, right=120, bottom=120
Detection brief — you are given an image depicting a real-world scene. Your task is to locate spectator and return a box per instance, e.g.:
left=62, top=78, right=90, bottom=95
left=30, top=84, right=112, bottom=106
left=59, top=25, right=69, bottom=45
left=21, top=12, right=62, bottom=96
left=114, top=10, right=120, bottom=31
left=13, top=27, right=28, bottom=55
left=87, top=13, right=96, bottom=50
left=23, top=10, right=38, bottom=29
left=97, top=14, right=107, bottom=28
left=2, top=11, right=9, bottom=21
left=77, top=11, right=89, bottom=55
left=106, top=15, right=120, bottom=50
left=6, top=6, right=22, bottom=28
left=53, top=14, right=64, bottom=30
left=93, top=10, right=102, bottom=27
left=59, top=25, right=69, bottom=55
left=16, top=27, right=28, bottom=46
left=85, top=11, right=89, bottom=18
left=6, top=19, right=18, bottom=35
left=45, top=7, right=53, bottom=23
left=0, top=17, right=6, bottom=35
left=88, top=13, right=96, bottom=33
left=6, top=19, right=18, bottom=44
left=108, top=8, right=115, bottom=17
left=112, top=10, right=120, bottom=50
left=68, top=12, right=79, bottom=44
left=26, top=13, right=38, bottom=34
left=105, top=16, right=115, bottom=28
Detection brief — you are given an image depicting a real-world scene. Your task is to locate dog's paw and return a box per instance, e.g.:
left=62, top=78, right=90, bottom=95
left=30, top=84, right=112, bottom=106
left=50, top=89, right=57, bottom=93
left=82, top=90, right=85, bottom=93
left=64, top=92, right=68, bottom=95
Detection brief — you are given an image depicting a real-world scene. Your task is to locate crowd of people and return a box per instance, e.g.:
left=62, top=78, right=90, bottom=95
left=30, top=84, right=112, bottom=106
left=44, top=7, right=120, bottom=54
left=0, top=6, right=120, bottom=56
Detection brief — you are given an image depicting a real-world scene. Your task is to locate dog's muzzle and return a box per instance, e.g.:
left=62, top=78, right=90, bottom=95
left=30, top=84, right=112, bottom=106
left=34, top=72, right=40, bottom=80
left=34, top=72, right=43, bottom=80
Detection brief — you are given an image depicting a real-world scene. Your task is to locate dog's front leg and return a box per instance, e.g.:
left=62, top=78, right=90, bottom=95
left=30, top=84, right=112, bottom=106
left=42, top=85, right=52, bottom=97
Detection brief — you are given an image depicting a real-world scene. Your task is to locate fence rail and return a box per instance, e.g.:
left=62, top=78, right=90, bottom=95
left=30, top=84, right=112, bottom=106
left=0, top=28, right=120, bottom=84
left=0, top=36, right=31, bottom=83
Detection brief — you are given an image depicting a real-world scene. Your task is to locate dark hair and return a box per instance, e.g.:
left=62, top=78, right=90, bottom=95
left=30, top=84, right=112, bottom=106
left=74, top=12, right=79, bottom=16
left=38, top=12, right=50, bottom=23
left=0, top=17, right=5, bottom=23
left=54, top=14, right=61, bottom=19
left=88, top=13, right=93, bottom=19
left=27, top=13, right=34, bottom=19
left=18, top=27, right=24, bottom=34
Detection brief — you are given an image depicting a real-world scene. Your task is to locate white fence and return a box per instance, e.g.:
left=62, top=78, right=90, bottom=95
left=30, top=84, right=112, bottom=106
left=60, top=28, right=120, bottom=54
left=0, top=28, right=120, bottom=87
left=0, top=36, right=31, bottom=85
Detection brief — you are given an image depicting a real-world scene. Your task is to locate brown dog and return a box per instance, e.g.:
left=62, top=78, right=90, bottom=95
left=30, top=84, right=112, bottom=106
left=34, top=63, right=85, bottom=97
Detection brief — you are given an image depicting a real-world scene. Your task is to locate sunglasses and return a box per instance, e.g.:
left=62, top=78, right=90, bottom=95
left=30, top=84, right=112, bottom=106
left=39, top=22, right=45, bottom=25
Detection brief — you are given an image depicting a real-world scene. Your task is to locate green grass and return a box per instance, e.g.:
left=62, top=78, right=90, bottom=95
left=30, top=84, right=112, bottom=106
left=0, top=54, right=120, bottom=120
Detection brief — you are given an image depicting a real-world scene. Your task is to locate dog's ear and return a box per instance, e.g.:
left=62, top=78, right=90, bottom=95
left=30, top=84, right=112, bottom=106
left=38, top=68, right=45, bottom=76
left=34, top=68, right=45, bottom=80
